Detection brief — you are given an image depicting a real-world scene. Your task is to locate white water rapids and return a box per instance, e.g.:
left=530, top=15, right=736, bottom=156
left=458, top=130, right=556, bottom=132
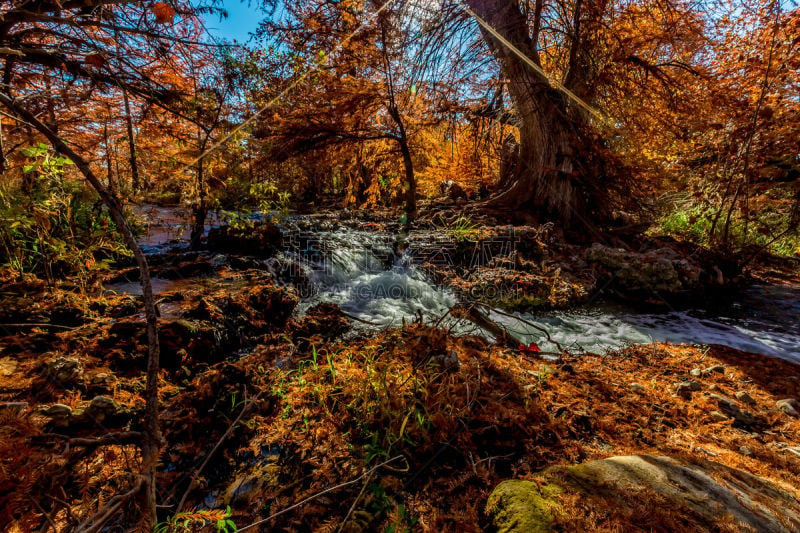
left=289, top=228, right=800, bottom=362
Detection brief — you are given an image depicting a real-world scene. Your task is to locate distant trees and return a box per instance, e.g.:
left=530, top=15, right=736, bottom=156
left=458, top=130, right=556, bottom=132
left=251, top=0, right=479, bottom=221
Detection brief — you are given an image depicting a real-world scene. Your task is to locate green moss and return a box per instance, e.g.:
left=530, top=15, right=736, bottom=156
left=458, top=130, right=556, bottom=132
left=485, top=480, right=563, bottom=533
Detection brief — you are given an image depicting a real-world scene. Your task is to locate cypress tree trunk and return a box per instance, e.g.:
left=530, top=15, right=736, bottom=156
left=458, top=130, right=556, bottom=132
left=466, top=0, right=604, bottom=225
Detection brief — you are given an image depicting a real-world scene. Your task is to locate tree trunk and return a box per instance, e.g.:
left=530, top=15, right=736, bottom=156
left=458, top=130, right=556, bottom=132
left=398, top=134, right=416, bottom=225
left=0, top=92, right=162, bottom=528
left=104, top=120, right=117, bottom=195
left=123, top=89, right=141, bottom=193
left=387, top=105, right=416, bottom=226
left=466, top=0, right=604, bottom=225
left=190, top=157, right=206, bottom=251
left=498, top=132, right=519, bottom=191
left=0, top=116, right=6, bottom=174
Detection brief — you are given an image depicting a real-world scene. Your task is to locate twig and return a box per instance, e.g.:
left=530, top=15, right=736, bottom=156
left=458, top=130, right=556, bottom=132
left=336, top=470, right=374, bottom=533
left=237, top=455, right=406, bottom=532
left=30, top=496, right=57, bottom=532
left=0, top=322, right=76, bottom=330
left=74, top=477, right=143, bottom=533
left=174, top=387, right=263, bottom=514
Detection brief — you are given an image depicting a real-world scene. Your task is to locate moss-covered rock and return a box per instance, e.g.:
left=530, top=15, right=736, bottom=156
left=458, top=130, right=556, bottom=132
left=485, top=480, right=563, bottom=533
left=488, top=455, right=800, bottom=532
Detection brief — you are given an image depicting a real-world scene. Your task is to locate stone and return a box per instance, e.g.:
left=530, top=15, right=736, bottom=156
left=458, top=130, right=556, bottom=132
left=43, top=403, right=72, bottom=418
left=708, top=384, right=722, bottom=392
left=690, top=368, right=702, bottom=377
left=710, top=393, right=739, bottom=415
left=709, top=411, right=728, bottom=422
left=42, top=403, right=72, bottom=427
left=630, top=383, right=646, bottom=393
left=709, top=394, right=760, bottom=428
left=83, top=395, right=120, bottom=423
left=485, top=480, right=562, bottom=533
left=433, top=350, right=461, bottom=372
left=676, top=380, right=702, bottom=398
left=41, top=355, right=84, bottom=386
left=704, top=365, right=725, bottom=375
left=776, top=399, right=800, bottom=417
left=739, top=446, right=753, bottom=456
left=735, top=391, right=756, bottom=405
left=88, top=372, right=118, bottom=394
left=487, top=455, right=800, bottom=532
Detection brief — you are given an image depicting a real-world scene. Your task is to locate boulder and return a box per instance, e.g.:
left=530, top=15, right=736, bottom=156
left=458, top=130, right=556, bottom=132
left=40, top=355, right=84, bottom=387
left=676, top=380, right=702, bottom=398
left=207, top=220, right=282, bottom=257
left=585, top=244, right=702, bottom=301
left=777, top=398, right=800, bottom=417
left=486, top=479, right=562, bottom=533
left=487, top=455, right=800, bottom=532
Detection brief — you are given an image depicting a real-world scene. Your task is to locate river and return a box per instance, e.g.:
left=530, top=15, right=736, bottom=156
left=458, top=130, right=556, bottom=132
left=110, top=207, right=800, bottom=363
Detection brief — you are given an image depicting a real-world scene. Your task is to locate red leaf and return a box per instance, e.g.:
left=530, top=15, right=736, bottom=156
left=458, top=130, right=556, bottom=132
left=518, top=343, right=540, bottom=353
left=84, top=53, right=105, bottom=68
left=153, top=2, right=176, bottom=24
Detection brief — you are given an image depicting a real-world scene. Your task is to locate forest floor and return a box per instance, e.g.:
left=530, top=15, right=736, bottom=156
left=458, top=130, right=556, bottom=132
left=1, top=205, right=800, bottom=531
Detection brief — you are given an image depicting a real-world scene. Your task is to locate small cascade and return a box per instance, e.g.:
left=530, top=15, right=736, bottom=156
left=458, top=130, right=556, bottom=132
left=285, top=228, right=456, bottom=327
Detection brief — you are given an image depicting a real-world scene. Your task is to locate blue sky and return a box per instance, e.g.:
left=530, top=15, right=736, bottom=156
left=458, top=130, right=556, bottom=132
left=201, top=1, right=265, bottom=44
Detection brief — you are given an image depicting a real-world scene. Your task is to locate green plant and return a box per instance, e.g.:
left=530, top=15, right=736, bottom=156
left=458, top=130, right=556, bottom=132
left=0, top=143, right=131, bottom=286
left=439, top=214, right=481, bottom=242
left=154, top=506, right=236, bottom=533
left=653, top=191, right=800, bottom=257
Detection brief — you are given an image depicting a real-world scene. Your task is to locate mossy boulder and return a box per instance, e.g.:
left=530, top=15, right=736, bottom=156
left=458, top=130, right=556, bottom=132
left=485, top=480, right=563, bottom=533
left=585, top=244, right=703, bottom=303
left=487, top=455, right=800, bottom=532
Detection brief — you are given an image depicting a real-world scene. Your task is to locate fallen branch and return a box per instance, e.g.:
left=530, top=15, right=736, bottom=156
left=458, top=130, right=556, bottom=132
left=0, top=322, right=76, bottom=330
left=341, top=311, right=383, bottom=326
left=336, top=470, right=374, bottom=533
left=475, top=303, right=567, bottom=354
left=450, top=304, right=526, bottom=349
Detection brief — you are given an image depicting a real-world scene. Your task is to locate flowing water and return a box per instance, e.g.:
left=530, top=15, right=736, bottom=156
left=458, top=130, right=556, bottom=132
left=118, top=207, right=800, bottom=363
left=287, top=227, right=800, bottom=362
